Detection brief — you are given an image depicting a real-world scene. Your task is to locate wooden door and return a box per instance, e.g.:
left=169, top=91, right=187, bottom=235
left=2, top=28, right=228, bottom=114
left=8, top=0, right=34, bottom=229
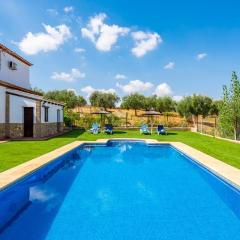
left=24, top=107, right=33, bottom=137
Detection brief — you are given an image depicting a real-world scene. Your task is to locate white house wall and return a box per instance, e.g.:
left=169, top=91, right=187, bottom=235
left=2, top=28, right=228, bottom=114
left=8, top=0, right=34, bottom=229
left=0, top=86, right=5, bottom=123
left=0, top=51, right=30, bottom=89
left=7, top=88, right=42, bottom=101
left=41, top=103, right=64, bottom=123
left=7, top=90, right=63, bottom=124
left=0, top=45, right=65, bottom=139
left=9, top=95, right=36, bottom=123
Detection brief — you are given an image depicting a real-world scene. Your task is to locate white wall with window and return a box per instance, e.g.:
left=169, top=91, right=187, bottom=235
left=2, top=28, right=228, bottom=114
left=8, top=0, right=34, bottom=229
left=41, top=102, right=63, bottom=123
left=0, top=44, right=65, bottom=139
left=0, top=50, right=30, bottom=89
left=9, top=95, right=36, bottom=123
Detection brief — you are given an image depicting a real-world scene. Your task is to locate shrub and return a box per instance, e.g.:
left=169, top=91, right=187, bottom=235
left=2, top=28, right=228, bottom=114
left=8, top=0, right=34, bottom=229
left=64, top=109, right=80, bottom=127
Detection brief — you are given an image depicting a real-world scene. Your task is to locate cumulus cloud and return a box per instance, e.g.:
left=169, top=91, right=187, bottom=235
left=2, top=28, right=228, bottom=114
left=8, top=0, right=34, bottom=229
left=153, top=83, right=172, bottom=97
left=115, top=74, right=127, bottom=80
left=67, top=88, right=77, bottom=95
left=46, top=9, right=58, bottom=16
left=74, top=47, right=86, bottom=53
left=197, top=53, right=207, bottom=60
left=131, top=31, right=162, bottom=57
left=81, top=86, right=95, bottom=96
left=18, top=24, right=72, bottom=55
left=64, top=6, right=74, bottom=13
left=30, top=186, right=57, bottom=203
left=51, top=68, right=85, bottom=82
left=172, top=95, right=183, bottom=102
left=81, top=85, right=116, bottom=97
left=81, top=13, right=129, bottom=51
left=117, top=80, right=153, bottom=94
left=163, top=61, right=175, bottom=70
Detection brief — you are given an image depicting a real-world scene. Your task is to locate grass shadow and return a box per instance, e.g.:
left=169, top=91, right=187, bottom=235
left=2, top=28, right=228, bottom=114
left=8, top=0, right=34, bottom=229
left=112, top=130, right=127, bottom=134
left=56, top=129, right=86, bottom=139
left=166, top=132, right=178, bottom=136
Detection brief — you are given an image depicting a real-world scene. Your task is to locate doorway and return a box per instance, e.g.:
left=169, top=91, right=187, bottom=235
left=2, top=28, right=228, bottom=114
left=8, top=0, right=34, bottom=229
left=24, top=107, right=33, bottom=137
left=57, top=109, right=61, bottom=132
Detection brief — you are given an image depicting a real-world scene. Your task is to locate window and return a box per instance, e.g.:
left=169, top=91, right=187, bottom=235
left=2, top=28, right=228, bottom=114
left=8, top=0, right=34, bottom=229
left=44, top=107, right=49, bottom=122
left=57, top=109, right=60, bottom=123
left=8, top=61, right=17, bottom=70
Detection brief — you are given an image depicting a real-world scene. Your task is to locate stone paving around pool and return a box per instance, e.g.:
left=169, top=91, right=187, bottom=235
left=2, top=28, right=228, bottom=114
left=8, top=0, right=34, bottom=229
left=0, top=138, right=239, bottom=190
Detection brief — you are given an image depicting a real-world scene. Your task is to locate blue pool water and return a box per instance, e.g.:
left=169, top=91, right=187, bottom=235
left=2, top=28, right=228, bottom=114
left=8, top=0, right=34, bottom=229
left=0, top=141, right=240, bottom=239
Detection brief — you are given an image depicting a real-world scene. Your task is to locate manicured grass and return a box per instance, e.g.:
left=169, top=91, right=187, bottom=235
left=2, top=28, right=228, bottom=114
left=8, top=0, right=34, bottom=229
left=0, top=129, right=240, bottom=172
left=0, top=131, right=81, bottom=172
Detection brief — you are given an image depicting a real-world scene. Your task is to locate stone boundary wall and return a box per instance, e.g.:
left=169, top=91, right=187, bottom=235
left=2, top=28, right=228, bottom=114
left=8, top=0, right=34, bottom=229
left=0, top=124, right=5, bottom=139
left=39, top=122, right=64, bottom=138
left=0, top=123, right=64, bottom=139
left=9, top=124, right=24, bottom=138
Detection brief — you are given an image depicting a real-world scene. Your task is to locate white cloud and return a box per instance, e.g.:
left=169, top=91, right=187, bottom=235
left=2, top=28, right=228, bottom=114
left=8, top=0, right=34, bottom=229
left=164, top=61, right=175, bottom=70
left=81, top=85, right=116, bottom=97
left=51, top=68, right=85, bottom=82
left=64, top=6, right=74, bottom=13
left=197, top=53, right=207, bottom=60
left=74, top=47, right=86, bottom=53
left=81, top=13, right=129, bottom=51
left=117, top=80, right=153, bottom=94
left=153, top=83, right=172, bottom=97
left=18, top=24, right=72, bottom=55
left=172, top=95, right=183, bottom=102
left=81, top=86, right=95, bottom=96
left=46, top=9, right=58, bottom=16
left=67, top=88, right=77, bottom=95
left=30, top=186, right=57, bottom=203
left=115, top=74, right=127, bottom=80
left=131, top=31, right=162, bottom=57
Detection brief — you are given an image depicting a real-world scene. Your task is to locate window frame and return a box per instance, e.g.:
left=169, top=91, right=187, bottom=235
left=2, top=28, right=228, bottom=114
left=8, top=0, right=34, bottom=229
left=44, top=106, right=49, bottom=123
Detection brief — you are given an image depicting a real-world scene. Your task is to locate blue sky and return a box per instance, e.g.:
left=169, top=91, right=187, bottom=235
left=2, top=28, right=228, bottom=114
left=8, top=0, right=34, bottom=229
left=1, top=0, right=240, bottom=100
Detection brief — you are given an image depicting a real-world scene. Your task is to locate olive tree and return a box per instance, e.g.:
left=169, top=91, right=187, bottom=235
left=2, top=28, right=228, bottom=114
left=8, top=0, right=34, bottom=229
left=156, top=96, right=176, bottom=113
left=89, top=91, right=120, bottom=110
left=45, top=90, right=87, bottom=109
left=177, top=95, right=212, bottom=130
left=209, top=100, right=222, bottom=136
left=191, top=94, right=212, bottom=130
left=177, top=96, right=193, bottom=119
left=144, top=95, right=157, bottom=110
left=209, top=100, right=222, bottom=116
left=121, top=93, right=146, bottom=115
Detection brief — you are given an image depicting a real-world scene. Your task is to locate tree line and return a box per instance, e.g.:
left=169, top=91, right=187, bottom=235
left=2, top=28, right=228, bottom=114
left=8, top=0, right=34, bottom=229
left=36, top=89, right=216, bottom=119
left=34, top=71, right=240, bottom=139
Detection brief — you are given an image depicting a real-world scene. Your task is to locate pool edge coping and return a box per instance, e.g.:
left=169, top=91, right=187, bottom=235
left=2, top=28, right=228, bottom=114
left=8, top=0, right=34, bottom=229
left=0, top=138, right=240, bottom=190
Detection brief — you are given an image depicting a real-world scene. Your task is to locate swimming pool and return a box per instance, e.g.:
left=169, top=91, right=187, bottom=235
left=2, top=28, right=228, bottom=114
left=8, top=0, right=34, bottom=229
left=0, top=140, right=240, bottom=239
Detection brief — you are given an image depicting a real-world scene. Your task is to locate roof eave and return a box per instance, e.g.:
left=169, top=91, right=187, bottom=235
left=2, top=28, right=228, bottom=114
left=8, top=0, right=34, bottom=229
left=0, top=43, right=33, bottom=66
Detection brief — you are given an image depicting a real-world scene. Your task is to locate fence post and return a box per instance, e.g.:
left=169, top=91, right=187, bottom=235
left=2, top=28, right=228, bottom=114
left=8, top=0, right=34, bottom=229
left=214, top=116, right=217, bottom=137
left=125, top=112, right=128, bottom=128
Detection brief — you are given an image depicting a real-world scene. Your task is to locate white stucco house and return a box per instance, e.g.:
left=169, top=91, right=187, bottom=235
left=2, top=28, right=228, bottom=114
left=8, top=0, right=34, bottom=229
left=0, top=43, right=64, bottom=139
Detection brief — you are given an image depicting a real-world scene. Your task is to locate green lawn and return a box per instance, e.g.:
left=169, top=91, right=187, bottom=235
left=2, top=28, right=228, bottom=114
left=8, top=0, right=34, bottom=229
left=0, top=129, right=240, bottom=172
